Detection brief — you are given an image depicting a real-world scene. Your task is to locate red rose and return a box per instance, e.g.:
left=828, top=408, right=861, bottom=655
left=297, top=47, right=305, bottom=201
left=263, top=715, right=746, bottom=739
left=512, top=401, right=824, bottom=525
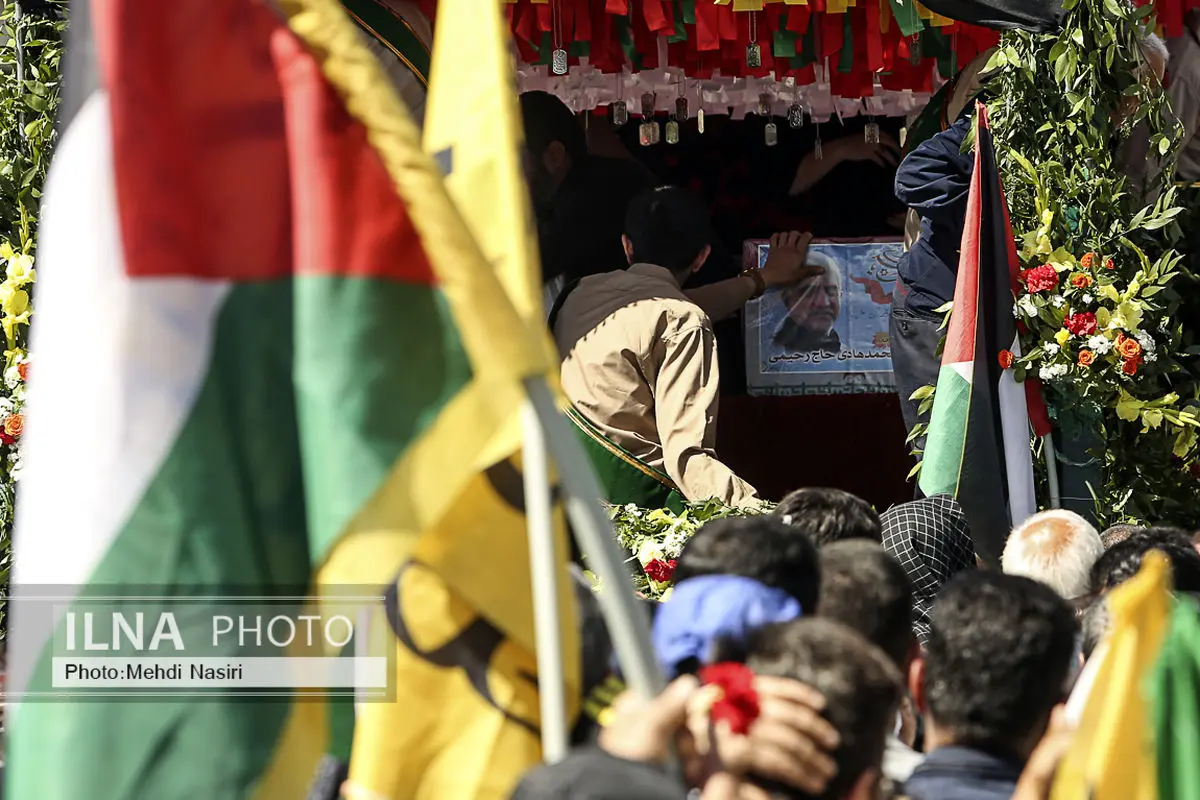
left=1064, top=312, right=1097, bottom=337
left=1122, top=357, right=1142, bottom=376
left=1021, top=264, right=1059, bottom=293
left=644, top=558, right=677, bottom=584
left=15, top=361, right=27, bottom=382
left=998, top=350, right=1015, bottom=369
left=698, top=663, right=761, bottom=735
left=1105, top=258, right=1116, bottom=270
left=1080, top=252, right=1096, bottom=269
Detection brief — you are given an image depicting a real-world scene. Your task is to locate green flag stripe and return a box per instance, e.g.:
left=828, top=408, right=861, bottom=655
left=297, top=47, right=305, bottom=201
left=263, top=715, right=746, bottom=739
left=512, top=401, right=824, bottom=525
left=919, top=365, right=971, bottom=499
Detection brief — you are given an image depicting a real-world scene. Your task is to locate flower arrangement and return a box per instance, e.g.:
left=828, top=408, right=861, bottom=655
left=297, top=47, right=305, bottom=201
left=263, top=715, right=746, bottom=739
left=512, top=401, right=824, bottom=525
left=982, top=0, right=1200, bottom=526
left=606, top=499, right=773, bottom=600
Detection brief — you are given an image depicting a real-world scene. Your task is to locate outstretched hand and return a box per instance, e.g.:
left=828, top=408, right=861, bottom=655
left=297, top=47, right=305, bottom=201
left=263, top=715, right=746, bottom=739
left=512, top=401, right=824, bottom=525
left=761, top=231, right=818, bottom=288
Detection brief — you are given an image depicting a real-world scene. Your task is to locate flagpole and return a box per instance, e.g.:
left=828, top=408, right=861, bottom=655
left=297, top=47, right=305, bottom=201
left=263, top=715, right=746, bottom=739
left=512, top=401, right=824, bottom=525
left=521, top=399, right=569, bottom=764
left=1044, top=433, right=1061, bottom=509
left=523, top=377, right=664, bottom=701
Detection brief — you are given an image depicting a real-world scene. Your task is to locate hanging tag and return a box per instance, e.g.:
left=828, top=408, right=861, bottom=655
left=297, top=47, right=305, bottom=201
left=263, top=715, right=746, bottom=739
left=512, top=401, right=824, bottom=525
left=814, top=129, right=823, bottom=161
left=865, top=122, right=880, bottom=144
left=675, top=96, right=690, bottom=122
left=909, top=36, right=922, bottom=65
left=649, top=120, right=661, bottom=145
left=641, top=92, right=656, bottom=118
left=787, top=103, right=804, bottom=129
left=611, top=100, right=629, bottom=127
left=764, top=122, right=778, bottom=147
left=746, top=42, right=762, bottom=69
left=551, top=48, right=569, bottom=76
left=758, top=93, right=772, bottom=117
left=666, top=119, right=680, bottom=144
left=698, top=108, right=705, bottom=134
left=639, top=121, right=654, bottom=146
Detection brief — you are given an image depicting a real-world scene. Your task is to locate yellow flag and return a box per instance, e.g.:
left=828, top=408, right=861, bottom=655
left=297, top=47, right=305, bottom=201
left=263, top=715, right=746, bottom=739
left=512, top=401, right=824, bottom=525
left=345, top=0, right=582, bottom=796
left=1051, top=552, right=1172, bottom=800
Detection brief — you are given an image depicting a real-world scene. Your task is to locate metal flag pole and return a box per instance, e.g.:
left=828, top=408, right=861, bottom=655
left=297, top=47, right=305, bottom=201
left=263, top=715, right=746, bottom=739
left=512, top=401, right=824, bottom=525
left=522, top=399, right=569, bottom=764
left=522, top=376, right=664, bottom=702
left=1044, top=433, right=1061, bottom=509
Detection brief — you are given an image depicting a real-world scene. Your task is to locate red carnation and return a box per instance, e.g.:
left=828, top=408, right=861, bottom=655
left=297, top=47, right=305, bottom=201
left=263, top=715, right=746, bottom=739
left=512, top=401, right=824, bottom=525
left=998, top=350, right=1015, bottom=369
left=644, top=558, right=677, bottom=584
left=698, top=662, right=761, bottom=735
left=1064, top=312, right=1097, bottom=337
left=1021, top=264, right=1059, bottom=293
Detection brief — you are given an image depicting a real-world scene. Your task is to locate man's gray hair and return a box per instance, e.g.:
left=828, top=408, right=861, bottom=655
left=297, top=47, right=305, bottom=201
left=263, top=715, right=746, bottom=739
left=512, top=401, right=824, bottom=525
left=1139, top=31, right=1169, bottom=70
left=803, top=249, right=842, bottom=290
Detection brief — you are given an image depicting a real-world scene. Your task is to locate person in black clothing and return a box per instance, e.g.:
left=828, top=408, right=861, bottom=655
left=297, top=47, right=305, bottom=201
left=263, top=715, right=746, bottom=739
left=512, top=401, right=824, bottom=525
left=520, top=91, right=656, bottom=285
left=888, top=108, right=974, bottom=455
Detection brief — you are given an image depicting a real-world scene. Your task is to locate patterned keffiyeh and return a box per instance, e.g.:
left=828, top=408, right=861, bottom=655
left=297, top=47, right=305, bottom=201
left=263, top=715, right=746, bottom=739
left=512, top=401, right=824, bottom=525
left=882, top=495, right=976, bottom=646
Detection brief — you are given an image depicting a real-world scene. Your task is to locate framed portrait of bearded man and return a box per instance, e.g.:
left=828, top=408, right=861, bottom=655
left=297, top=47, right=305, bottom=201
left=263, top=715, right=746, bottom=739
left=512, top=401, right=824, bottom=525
left=744, top=238, right=904, bottom=396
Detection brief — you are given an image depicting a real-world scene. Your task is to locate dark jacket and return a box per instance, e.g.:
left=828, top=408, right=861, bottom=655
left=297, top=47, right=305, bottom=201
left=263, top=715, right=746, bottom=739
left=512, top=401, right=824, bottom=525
left=894, top=112, right=974, bottom=316
left=903, top=745, right=1024, bottom=800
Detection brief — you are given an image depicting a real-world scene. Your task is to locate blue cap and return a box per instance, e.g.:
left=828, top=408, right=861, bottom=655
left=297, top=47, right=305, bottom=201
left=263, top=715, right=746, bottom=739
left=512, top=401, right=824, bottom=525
left=651, top=575, right=803, bottom=679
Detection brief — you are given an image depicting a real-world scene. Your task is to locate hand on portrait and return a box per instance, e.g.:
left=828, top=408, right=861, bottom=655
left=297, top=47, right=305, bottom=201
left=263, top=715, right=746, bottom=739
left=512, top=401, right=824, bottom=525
left=762, top=231, right=817, bottom=288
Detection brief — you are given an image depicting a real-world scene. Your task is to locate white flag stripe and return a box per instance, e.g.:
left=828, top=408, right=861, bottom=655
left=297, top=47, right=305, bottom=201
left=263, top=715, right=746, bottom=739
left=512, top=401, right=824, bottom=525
left=9, top=92, right=229, bottom=699
left=999, top=334, right=1037, bottom=529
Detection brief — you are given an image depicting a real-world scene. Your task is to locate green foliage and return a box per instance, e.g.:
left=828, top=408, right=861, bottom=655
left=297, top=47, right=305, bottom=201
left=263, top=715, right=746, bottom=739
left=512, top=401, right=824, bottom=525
left=0, top=1, right=66, bottom=639
left=985, top=0, right=1200, bottom=527
left=604, top=499, right=773, bottom=600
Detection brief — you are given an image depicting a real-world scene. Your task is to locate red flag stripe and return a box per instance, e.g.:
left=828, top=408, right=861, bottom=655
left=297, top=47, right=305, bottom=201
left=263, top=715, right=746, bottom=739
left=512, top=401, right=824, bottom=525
left=92, top=0, right=437, bottom=286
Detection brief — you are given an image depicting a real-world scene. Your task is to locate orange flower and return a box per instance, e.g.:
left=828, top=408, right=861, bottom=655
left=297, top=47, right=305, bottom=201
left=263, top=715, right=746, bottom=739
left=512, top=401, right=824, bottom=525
left=1080, top=252, right=1096, bottom=268
left=4, top=413, right=23, bottom=438
left=1104, top=258, right=1115, bottom=270
left=15, top=361, right=27, bottom=382
left=1122, top=357, right=1141, bottom=376
left=998, top=350, right=1015, bottom=369
left=1115, top=333, right=1143, bottom=361
left=1070, top=273, right=1093, bottom=289
left=1078, top=349, right=1096, bottom=367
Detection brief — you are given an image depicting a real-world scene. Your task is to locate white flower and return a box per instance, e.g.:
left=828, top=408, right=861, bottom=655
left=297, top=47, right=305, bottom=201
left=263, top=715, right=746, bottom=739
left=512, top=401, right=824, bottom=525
left=1087, top=335, right=1113, bottom=354
left=1045, top=343, right=1060, bottom=356
left=1136, top=331, right=1156, bottom=353
left=637, top=539, right=665, bottom=567
left=3, top=365, right=20, bottom=390
left=1038, top=363, right=1069, bottom=381
left=1017, top=295, right=1038, bottom=318
left=1145, top=351, right=1158, bottom=363
left=1082, top=293, right=1094, bottom=304
left=1050, top=294, right=1066, bottom=308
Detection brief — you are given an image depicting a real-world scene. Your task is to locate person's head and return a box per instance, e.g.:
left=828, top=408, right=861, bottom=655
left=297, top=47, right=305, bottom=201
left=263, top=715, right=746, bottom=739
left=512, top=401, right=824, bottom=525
left=1090, top=530, right=1200, bottom=594
left=780, top=252, right=842, bottom=336
left=1002, top=510, right=1103, bottom=602
left=621, top=186, right=712, bottom=282
left=1101, top=523, right=1143, bottom=550
left=675, top=515, right=821, bottom=614
left=914, top=572, right=1078, bottom=760
left=817, top=540, right=915, bottom=671
left=519, top=90, right=587, bottom=204
left=1139, top=32, right=1169, bottom=85
left=880, top=495, right=975, bottom=646
left=1080, top=596, right=1111, bottom=662
left=773, top=488, right=881, bottom=548
left=735, top=619, right=902, bottom=800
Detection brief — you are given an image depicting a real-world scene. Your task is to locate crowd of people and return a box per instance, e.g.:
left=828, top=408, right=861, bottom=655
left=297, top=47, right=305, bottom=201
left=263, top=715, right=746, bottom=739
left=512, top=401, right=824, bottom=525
left=513, top=489, right=1200, bottom=799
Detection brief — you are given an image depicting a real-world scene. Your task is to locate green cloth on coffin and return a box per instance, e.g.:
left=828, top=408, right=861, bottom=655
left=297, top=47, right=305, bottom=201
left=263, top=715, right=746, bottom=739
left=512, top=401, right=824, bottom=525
left=341, top=0, right=430, bottom=84
left=566, top=406, right=686, bottom=513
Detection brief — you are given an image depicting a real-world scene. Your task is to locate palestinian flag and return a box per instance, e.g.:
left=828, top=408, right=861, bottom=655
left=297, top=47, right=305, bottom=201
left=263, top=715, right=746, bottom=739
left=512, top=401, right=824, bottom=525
left=6, top=0, right=566, bottom=797
left=918, top=103, right=1050, bottom=565
left=917, top=0, right=1066, bottom=32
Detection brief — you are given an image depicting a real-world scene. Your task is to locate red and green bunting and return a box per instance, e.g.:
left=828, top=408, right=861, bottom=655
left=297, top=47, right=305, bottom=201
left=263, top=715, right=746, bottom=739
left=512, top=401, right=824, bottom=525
left=412, top=0, right=998, bottom=96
